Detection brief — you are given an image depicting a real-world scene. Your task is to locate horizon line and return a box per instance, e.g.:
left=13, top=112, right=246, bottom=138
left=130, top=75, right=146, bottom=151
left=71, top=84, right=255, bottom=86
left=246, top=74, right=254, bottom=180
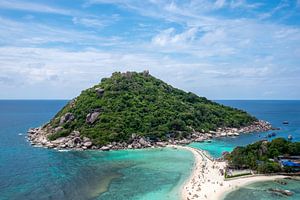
left=0, top=99, right=299, bottom=101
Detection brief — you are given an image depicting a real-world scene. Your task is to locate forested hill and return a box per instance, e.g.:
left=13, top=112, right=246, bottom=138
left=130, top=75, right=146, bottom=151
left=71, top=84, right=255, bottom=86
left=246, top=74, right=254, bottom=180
left=46, top=71, right=256, bottom=145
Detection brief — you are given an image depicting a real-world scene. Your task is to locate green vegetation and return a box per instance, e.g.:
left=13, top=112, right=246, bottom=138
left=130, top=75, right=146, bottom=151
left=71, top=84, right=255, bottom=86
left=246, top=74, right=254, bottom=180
left=225, top=138, right=300, bottom=173
left=47, top=71, right=257, bottom=145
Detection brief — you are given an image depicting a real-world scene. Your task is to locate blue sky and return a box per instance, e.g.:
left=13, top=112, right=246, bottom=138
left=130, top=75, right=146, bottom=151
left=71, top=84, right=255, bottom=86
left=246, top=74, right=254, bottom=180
left=0, top=0, right=299, bottom=99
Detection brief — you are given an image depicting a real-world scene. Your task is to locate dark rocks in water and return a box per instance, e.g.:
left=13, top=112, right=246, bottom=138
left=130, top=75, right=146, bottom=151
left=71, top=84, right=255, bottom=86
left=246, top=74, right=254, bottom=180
left=274, top=179, right=287, bottom=185
left=59, top=112, right=74, bottom=125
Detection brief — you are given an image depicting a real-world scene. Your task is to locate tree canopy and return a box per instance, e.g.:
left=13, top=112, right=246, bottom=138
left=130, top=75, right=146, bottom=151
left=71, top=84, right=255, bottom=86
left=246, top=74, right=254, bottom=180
left=47, top=71, right=257, bottom=145
left=225, top=138, right=300, bottom=173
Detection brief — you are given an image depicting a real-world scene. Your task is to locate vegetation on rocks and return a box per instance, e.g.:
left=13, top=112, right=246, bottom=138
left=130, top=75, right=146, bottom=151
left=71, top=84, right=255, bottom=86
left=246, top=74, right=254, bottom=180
left=46, top=71, right=257, bottom=145
left=225, top=138, right=300, bottom=173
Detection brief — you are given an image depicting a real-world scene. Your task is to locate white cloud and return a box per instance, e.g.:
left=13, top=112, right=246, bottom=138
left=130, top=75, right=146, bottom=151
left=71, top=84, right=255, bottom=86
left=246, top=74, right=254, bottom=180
left=0, top=0, right=72, bottom=15
left=152, top=27, right=198, bottom=46
left=214, top=0, right=226, bottom=9
left=0, top=0, right=299, bottom=99
left=72, top=17, right=104, bottom=28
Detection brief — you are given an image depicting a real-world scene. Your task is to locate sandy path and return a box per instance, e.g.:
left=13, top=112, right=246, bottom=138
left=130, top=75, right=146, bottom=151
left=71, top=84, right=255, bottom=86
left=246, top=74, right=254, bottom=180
left=175, top=145, right=286, bottom=200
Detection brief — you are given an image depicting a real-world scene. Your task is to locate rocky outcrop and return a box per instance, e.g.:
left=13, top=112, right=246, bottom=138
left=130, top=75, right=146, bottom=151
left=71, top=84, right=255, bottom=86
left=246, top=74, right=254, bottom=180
left=59, top=113, right=74, bottom=125
left=27, top=120, right=275, bottom=151
left=95, top=88, right=105, bottom=97
left=27, top=129, right=94, bottom=150
left=86, top=111, right=100, bottom=124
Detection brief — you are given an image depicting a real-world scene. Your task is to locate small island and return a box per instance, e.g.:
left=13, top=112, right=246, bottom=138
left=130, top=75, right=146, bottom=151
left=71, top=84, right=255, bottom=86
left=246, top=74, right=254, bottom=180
left=181, top=139, right=300, bottom=200
left=27, top=71, right=273, bottom=150
left=225, top=138, right=300, bottom=174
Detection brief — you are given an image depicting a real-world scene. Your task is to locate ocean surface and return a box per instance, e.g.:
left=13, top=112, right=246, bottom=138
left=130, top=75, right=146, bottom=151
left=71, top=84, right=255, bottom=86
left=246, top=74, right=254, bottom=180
left=190, top=100, right=300, bottom=158
left=0, top=100, right=194, bottom=200
left=208, top=100, right=300, bottom=200
left=0, top=100, right=299, bottom=200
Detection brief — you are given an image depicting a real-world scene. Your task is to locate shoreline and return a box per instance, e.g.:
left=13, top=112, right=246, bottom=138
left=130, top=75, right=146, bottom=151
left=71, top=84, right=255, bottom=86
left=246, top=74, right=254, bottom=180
left=177, top=145, right=286, bottom=200
left=27, top=120, right=273, bottom=151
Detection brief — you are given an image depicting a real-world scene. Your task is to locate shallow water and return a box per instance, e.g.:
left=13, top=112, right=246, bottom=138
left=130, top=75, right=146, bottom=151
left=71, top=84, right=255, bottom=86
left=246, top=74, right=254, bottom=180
left=190, top=100, right=300, bottom=158
left=223, top=179, right=300, bottom=200
left=0, top=100, right=194, bottom=200
left=1, top=100, right=299, bottom=200
left=211, top=100, right=300, bottom=200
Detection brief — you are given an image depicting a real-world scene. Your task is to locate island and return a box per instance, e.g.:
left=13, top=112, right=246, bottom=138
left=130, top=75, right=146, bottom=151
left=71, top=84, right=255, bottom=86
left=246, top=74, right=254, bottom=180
left=225, top=138, right=300, bottom=174
left=27, top=71, right=272, bottom=150
left=181, top=139, right=300, bottom=200
left=26, top=71, right=297, bottom=200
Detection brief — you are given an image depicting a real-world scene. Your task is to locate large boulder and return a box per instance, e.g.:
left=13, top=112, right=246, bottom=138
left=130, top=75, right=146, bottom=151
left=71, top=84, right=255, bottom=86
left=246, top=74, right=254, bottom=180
left=71, top=130, right=80, bottom=137
left=95, top=88, right=105, bottom=97
left=86, top=111, right=100, bottom=124
left=139, top=137, right=149, bottom=147
left=83, top=141, right=93, bottom=148
left=52, top=137, right=67, bottom=145
left=66, top=140, right=75, bottom=148
left=73, top=137, right=82, bottom=144
left=54, top=126, right=63, bottom=133
left=101, top=146, right=110, bottom=151
left=59, top=113, right=74, bottom=125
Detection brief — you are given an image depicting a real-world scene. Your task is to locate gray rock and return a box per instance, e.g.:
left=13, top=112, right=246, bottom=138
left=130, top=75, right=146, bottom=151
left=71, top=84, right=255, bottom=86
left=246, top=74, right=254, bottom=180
left=72, top=130, right=80, bottom=137
left=95, top=88, right=105, bottom=96
left=101, top=146, right=110, bottom=151
left=52, top=137, right=66, bottom=145
left=156, top=142, right=166, bottom=147
left=67, top=140, right=75, bottom=148
left=54, top=126, right=63, bottom=133
left=131, top=133, right=137, bottom=139
left=86, top=111, right=100, bottom=124
left=59, top=113, right=74, bottom=125
left=139, top=137, right=148, bottom=146
left=82, top=137, right=90, bottom=143
left=143, top=70, right=149, bottom=76
left=83, top=141, right=92, bottom=148
left=73, top=137, right=82, bottom=144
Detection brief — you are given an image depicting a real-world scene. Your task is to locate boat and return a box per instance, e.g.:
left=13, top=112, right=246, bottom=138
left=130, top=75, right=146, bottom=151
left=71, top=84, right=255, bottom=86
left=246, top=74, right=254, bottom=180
left=288, top=135, right=293, bottom=140
left=283, top=121, right=289, bottom=125
left=268, top=188, right=293, bottom=196
left=271, top=132, right=276, bottom=137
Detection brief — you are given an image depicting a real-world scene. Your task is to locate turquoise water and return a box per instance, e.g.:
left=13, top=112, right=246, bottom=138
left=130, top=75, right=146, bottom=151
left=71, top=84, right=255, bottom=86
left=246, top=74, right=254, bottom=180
left=201, top=100, right=300, bottom=200
left=190, top=100, right=300, bottom=158
left=1, top=100, right=300, bottom=200
left=223, top=179, right=300, bottom=200
left=189, top=140, right=234, bottom=158
left=0, top=100, right=194, bottom=200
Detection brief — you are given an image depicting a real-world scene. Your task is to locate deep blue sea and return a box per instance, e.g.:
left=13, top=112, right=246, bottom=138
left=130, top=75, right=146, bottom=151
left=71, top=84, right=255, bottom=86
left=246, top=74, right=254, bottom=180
left=0, top=100, right=299, bottom=200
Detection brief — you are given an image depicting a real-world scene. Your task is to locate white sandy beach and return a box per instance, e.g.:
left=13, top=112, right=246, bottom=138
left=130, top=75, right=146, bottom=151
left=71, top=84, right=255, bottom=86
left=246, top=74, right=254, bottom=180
left=177, top=145, right=286, bottom=200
